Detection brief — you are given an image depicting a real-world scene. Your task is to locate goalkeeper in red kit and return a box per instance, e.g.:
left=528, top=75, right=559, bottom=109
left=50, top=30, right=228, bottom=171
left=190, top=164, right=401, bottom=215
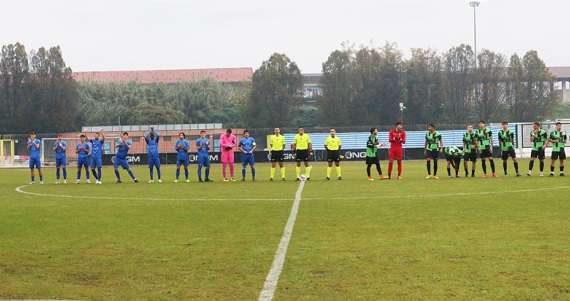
left=388, top=122, right=406, bottom=179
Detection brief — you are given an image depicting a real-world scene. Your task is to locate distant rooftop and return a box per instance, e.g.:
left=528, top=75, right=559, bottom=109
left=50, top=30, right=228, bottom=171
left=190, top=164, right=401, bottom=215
left=73, top=68, right=253, bottom=84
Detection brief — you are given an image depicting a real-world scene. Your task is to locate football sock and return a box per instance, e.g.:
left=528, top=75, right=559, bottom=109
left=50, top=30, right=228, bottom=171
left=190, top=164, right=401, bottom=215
left=56, top=168, right=60, bottom=180
left=426, top=161, right=431, bottom=175
left=539, top=160, right=544, bottom=172
left=62, top=168, right=67, bottom=180
left=127, top=169, right=136, bottom=180
left=114, top=169, right=121, bottom=180
left=296, top=166, right=301, bottom=178
left=97, top=167, right=102, bottom=180
left=433, top=160, right=438, bottom=176
left=280, top=167, right=286, bottom=179
left=251, top=166, right=256, bottom=180
left=482, top=160, right=487, bottom=174
left=447, top=167, right=451, bottom=176
left=388, top=162, right=393, bottom=177
left=503, top=161, right=508, bottom=175
left=176, top=168, right=180, bottom=180
left=336, top=166, right=342, bottom=177
left=229, top=164, right=235, bottom=178
left=376, top=163, right=382, bottom=175
left=367, top=165, right=372, bottom=177
left=184, top=167, right=189, bottom=180
left=490, top=160, right=496, bottom=173
left=270, top=167, right=276, bottom=179
left=327, top=167, right=332, bottom=178
left=397, top=161, right=402, bottom=176
left=514, top=162, right=519, bottom=174
left=306, top=166, right=312, bottom=178
left=205, top=167, right=210, bottom=179
left=529, top=160, right=534, bottom=171
left=242, top=166, right=246, bottom=179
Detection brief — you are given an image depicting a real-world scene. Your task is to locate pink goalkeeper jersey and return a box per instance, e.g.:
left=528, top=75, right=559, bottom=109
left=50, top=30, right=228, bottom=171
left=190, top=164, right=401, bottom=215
left=220, top=133, right=236, bottom=163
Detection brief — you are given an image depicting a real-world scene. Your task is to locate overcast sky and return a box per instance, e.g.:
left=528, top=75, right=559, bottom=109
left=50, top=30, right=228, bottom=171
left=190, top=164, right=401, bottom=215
left=1, top=0, right=567, bottom=73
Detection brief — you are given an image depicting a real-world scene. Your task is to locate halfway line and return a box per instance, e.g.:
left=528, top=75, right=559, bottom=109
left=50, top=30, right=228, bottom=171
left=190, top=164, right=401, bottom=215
left=258, top=180, right=306, bottom=301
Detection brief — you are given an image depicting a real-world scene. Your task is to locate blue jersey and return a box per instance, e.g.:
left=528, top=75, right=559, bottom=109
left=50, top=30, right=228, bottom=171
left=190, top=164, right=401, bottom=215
left=175, top=139, right=190, bottom=160
left=196, top=137, right=210, bottom=155
left=53, top=140, right=67, bottom=158
left=239, top=137, right=256, bottom=153
left=115, top=139, right=131, bottom=160
left=76, top=142, right=91, bottom=159
left=145, top=134, right=160, bottom=155
left=27, top=138, right=41, bottom=158
left=91, top=138, right=104, bottom=158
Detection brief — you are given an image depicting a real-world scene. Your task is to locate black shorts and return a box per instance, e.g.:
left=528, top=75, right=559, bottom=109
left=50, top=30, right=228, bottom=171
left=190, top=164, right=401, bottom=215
left=552, top=149, right=566, bottom=161
left=366, top=156, right=379, bottom=165
left=479, top=148, right=493, bottom=158
left=531, top=149, right=545, bottom=160
left=295, top=150, right=310, bottom=162
left=327, top=150, right=340, bottom=163
left=426, top=150, right=440, bottom=160
left=270, top=151, right=284, bottom=162
left=463, top=151, right=477, bottom=162
left=445, top=154, right=461, bottom=162
left=501, top=149, right=516, bottom=160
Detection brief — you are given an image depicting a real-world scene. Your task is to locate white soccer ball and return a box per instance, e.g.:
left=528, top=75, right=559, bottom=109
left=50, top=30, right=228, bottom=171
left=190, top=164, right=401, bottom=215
left=300, top=175, right=307, bottom=181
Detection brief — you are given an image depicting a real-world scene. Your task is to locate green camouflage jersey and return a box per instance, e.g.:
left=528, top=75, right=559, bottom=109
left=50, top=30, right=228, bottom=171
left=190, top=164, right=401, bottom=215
left=475, top=128, right=493, bottom=149
left=366, top=134, right=378, bottom=158
left=463, top=132, right=477, bottom=153
left=549, top=130, right=567, bottom=153
left=498, top=129, right=515, bottom=152
left=445, top=146, right=464, bottom=158
left=530, top=129, right=548, bottom=151
left=425, top=131, right=442, bottom=151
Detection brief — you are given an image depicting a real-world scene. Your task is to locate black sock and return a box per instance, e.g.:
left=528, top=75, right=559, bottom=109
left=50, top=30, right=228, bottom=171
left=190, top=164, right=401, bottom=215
left=482, top=160, right=487, bottom=174
left=490, top=160, right=495, bottom=173
left=529, top=160, right=534, bottom=171
left=447, top=167, right=451, bottom=176
left=367, top=165, right=371, bottom=177
left=472, top=168, right=475, bottom=177
left=503, top=161, right=508, bottom=175
left=514, top=162, right=519, bottom=173
left=433, top=160, right=438, bottom=176
left=539, top=160, right=544, bottom=172
left=551, top=165, right=555, bottom=173
left=427, top=161, right=431, bottom=175
left=561, top=166, right=565, bottom=173
left=376, top=163, right=382, bottom=175
left=464, top=167, right=469, bottom=177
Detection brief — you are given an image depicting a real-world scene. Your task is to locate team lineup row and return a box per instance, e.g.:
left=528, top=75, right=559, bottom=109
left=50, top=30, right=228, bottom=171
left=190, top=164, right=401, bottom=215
left=23, top=121, right=567, bottom=184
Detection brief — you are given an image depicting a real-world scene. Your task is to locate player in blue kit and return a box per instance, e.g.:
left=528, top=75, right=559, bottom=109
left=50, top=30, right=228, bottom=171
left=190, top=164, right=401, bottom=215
left=144, top=127, right=161, bottom=183
left=27, top=131, right=44, bottom=184
left=114, top=132, right=138, bottom=183
left=90, top=131, right=105, bottom=184
left=175, top=132, right=190, bottom=183
left=196, top=130, right=211, bottom=182
left=76, top=134, right=91, bottom=184
left=53, top=134, right=68, bottom=184
left=239, top=130, right=256, bottom=181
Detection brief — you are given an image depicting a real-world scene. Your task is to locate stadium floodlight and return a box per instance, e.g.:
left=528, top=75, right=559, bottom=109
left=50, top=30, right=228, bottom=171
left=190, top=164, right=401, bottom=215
left=399, top=102, right=407, bottom=123
left=467, top=0, right=482, bottom=68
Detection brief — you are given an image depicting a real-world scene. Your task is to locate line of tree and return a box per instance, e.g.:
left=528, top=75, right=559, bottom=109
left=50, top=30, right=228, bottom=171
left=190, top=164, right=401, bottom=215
left=0, top=42, right=561, bottom=134
left=0, top=43, right=79, bottom=133
left=250, top=44, right=559, bottom=128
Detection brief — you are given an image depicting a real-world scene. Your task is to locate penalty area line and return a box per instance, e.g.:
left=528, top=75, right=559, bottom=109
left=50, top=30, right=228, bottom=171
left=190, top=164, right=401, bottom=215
left=258, top=180, right=306, bottom=301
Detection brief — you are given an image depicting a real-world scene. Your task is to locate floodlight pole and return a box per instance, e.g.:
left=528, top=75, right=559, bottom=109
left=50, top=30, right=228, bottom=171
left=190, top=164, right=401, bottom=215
left=469, top=1, right=480, bottom=69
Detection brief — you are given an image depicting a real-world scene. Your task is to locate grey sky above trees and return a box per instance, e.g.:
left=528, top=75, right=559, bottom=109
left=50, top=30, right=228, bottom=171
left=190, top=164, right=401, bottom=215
left=0, top=0, right=567, bottom=73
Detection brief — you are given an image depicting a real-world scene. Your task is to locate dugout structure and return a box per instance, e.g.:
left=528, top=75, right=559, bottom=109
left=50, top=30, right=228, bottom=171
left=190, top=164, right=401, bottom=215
left=0, top=139, right=15, bottom=166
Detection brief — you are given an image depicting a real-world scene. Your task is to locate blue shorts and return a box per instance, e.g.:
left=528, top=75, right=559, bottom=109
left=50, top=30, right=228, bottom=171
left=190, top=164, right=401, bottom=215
left=197, top=153, right=210, bottom=167
left=29, top=157, right=41, bottom=169
left=114, top=158, right=129, bottom=170
left=78, top=157, right=90, bottom=168
left=177, top=159, right=189, bottom=168
left=148, top=153, right=160, bottom=167
left=90, top=156, right=103, bottom=168
left=56, top=156, right=67, bottom=168
left=242, top=153, right=255, bottom=166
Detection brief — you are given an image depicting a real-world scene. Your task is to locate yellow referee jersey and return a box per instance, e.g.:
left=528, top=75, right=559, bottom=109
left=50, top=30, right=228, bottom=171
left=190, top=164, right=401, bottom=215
left=293, top=133, right=312, bottom=150
left=269, top=134, right=285, bottom=151
left=325, top=136, right=342, bottom=151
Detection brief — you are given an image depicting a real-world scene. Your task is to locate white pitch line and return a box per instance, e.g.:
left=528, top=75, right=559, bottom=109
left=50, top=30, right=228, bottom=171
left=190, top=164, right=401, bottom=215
left=14, top=185, right=291, bottom=202
left=258, top=180, right=306, bottom=301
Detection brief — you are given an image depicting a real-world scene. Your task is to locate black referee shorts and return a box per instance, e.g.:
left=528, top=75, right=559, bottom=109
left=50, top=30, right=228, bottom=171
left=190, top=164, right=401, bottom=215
left=327, top=150, right=340, bottom=163
left=270, top=151, right=284, bottom=162
left=295, top=150, right=310, bottom=162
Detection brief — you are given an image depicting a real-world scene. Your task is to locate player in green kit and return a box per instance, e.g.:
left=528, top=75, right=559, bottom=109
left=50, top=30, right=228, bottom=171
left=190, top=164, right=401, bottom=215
left=498, top=121, right=521, bottom=176
left=548, top=122, right=566, bottom=176
left=475, top=120, right=496, bottom=177
left=444, top=146, right=463, bottom=178
left=366, top=127, right=385, bottom=181
left=528, top=121, right=548, bottom=176
left=424, top=123, right=443, bottom=179
left=463, top=125, right=478, bottom=177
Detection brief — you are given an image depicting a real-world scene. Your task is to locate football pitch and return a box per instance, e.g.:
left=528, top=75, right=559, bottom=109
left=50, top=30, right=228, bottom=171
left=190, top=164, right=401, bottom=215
left=1, top=161, right=569, bottom=300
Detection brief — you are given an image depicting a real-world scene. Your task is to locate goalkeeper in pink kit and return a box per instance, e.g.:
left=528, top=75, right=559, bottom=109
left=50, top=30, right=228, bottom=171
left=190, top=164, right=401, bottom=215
left=220, top=129, right=237, bottom=181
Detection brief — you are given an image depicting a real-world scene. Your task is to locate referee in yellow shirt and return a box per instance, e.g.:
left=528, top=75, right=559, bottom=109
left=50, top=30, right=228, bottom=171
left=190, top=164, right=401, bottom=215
left=269, top=127, right=286, bottom=181
left=325, top=128, right=342, bottom=180
left=292, top=127, right=312, bottom=180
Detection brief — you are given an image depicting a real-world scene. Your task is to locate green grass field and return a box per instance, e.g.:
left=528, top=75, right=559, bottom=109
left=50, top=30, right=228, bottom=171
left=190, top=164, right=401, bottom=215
left=1, top=161, right=569, bottom=300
